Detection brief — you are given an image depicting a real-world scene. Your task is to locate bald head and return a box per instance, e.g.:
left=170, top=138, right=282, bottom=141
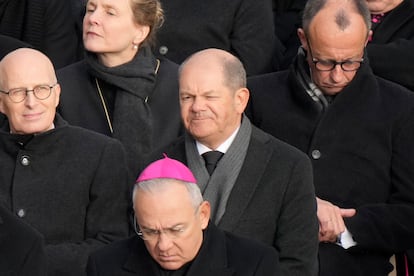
left=0, top=48, right=57, bottom=89
left=0, top=48, right=60, bottom=135
left=179, top=48, right=246, bottom=91
left=302, top=0, right=371, bottom=36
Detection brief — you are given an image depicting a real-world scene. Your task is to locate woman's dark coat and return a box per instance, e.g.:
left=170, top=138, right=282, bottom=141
left=57, top=56, right=183, bottom=175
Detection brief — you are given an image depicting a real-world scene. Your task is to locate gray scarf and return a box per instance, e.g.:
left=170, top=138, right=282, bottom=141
left=86, top=45, right=157, bottom=174
left=185, top=115, right=251, bottom=224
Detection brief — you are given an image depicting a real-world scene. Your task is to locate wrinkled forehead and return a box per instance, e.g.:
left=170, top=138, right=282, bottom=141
left=307, top=12, right=368, bottom=55
left=308, top=6, right=369, bottom=39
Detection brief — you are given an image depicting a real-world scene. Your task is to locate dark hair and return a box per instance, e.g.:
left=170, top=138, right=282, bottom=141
left=302, top=0, right=371, bottom=35
left=130, top=0, right=164, bottom=47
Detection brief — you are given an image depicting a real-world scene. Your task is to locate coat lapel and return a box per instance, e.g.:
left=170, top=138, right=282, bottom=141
left=122, top=237, right=155, bottom=275
left=218, top=127, right=273, bottom=231
left=186, top=223, right=235, bottom=276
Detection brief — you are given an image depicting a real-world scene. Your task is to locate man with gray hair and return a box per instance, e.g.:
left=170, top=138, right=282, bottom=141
left=87, top=156, right=281, bottom=275
left=247, top=0, right=414, bottom=275
left=145, top=48, right=319, bottom=276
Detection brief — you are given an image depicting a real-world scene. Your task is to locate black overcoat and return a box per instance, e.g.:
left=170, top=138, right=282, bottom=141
left=0, top=204, right=47, bottom=276
left=86, top=222, right=280, bottom=276
left=0, top=115, right=131, bottom=276
left=155, top=0, right=280, bottom=75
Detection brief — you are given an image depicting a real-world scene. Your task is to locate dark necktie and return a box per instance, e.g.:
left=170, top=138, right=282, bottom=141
left=202, top=151, right=224, bottom=175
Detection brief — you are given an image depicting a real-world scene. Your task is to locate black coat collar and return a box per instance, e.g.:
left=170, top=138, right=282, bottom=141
left=121, top=223, right=235, bottom=276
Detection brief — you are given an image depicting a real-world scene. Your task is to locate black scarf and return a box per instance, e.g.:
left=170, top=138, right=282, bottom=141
left=86, top=45, right=158, bottom=174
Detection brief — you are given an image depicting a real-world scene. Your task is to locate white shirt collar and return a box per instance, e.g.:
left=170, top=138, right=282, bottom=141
left=196, top=125, right=240, bottom=155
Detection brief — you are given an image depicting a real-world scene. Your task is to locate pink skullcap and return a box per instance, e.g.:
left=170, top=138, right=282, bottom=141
left=136, top=154, right=197, bottom=183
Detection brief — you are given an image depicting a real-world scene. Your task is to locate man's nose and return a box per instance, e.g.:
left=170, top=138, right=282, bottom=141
left=156, top=232, right=173, bottom=251
left=191, top=97, right=205, bottom=112
left=24, top=91, right=38, bottom=106
left=330, top=65, right=346, bottom=82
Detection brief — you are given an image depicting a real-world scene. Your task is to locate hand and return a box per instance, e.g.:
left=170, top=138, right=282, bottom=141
left=316, top=197, right=356, bottom=243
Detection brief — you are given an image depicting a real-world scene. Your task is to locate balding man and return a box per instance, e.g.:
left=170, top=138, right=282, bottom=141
left=0, top=48, right=130, bottom=275
left=146, top=48, right=319, bottom=276
left=247, top=0, right=414, bottom=275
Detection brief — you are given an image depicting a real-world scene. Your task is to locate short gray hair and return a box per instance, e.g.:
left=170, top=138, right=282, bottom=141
left=132, top=178, right=203, bottom=210
left=178, top=49, right=247, bottom=92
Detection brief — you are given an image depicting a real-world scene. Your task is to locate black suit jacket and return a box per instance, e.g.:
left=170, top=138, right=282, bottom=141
left=149, top=125, right=319, bottom=276
left=87, top=222, right=280, bottom=276
left=0, top=205, right=46, bottom=276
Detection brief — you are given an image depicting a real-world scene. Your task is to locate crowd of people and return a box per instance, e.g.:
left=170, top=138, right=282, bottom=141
left=0, top=0, right=413, bottom=275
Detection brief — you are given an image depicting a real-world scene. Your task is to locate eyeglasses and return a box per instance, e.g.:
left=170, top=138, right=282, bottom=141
left=133, top=216, right=187, bottom=241
left=307, top=40, right=364, bottom=72
left=0, top=83, right=58, bottom=103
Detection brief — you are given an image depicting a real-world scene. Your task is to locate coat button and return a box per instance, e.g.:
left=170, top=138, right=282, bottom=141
left=159, top=45, right=168, bottom=55
left=311, top=150, right=321, bottom=160
left=21, top=155, right=30, bottom=166
left=17, top=209, right=26, bottom=218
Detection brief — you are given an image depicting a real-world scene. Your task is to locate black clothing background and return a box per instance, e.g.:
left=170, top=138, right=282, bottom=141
left=367, top=0, right=414, bottom=91
left=0, top=204, right=47, bottom=276
left=0, top=0, right=81, bottom=68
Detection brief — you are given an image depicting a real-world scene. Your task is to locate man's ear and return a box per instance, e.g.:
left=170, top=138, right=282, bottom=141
left=235, top=87, right=250, bottom=114
left=0, top=97, right=5, bottom=114
left=199, top=201, right=210, bottom=230
left=297, top=28, right=308, bottom=51
left=54, top=83, right=61, bottom=108
left=365, top=30, right=373, bottom=46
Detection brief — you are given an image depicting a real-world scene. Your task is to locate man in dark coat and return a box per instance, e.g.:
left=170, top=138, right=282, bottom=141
left=0, top=204, right=47, bottom=276
left=155, top=0, right=283, bottom=75
left=87, top=156, right=280, bottom=276
left=0, top=48, right=131, bottom=276
left=247, top=0, right=414, bottom=275
left=366, top=0, right=414, bottom=91
left=147, top=48, right=319, bottom=276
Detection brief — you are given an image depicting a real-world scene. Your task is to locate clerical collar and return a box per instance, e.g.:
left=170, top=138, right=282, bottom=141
left=196, top=125, right=240, bottom=155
